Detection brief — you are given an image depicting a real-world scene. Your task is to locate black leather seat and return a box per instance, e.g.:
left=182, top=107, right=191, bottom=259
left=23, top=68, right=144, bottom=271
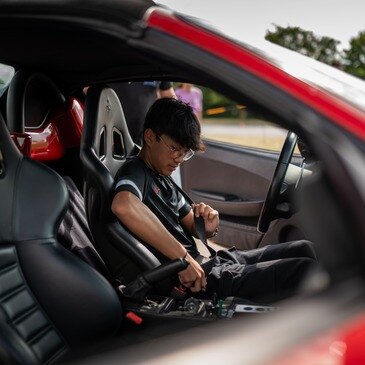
left=0, top=111, right=123, bottom=364
left=6, top=70, right=65, bottom=133
left=81, top=86, right=161, bottom=283
left=5, top=71, right=111, bottom=276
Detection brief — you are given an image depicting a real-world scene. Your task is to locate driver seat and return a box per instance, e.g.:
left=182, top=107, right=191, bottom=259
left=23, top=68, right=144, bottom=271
left=0, top=111, right=123, bottom=364
left=81, top=86, right=161, bottom=283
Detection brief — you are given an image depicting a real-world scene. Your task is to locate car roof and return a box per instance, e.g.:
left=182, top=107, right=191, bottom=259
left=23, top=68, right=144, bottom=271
left=1, top=0, right=365, bottom=141
left=0, top=0, right=157, bottom=86
left=2, top=0, right=365, bottom=113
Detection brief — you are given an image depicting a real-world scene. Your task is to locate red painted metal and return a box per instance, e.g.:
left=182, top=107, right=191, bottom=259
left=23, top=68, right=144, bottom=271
left=51, top=97, right=84, bottom=149
left=27, top=123, right=64, bottom=161
left=265, top=312, right=365, bottom=365
left=147, top=9, right=365, bottom=140
left=24, top=97, right=84, bottom=161
left=342, top=314, right=365, bottom=365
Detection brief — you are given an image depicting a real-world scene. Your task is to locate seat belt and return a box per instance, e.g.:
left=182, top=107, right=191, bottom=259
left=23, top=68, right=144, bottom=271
left=168, top=177, right=217, bottom=273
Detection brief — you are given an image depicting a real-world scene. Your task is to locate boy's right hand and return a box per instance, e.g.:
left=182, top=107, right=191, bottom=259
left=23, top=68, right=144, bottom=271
left=178, top=254, right=206, bottom=292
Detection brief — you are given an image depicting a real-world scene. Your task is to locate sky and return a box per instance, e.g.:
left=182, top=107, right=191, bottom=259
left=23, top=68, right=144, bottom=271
left=157, top=0, right=365, bottom=49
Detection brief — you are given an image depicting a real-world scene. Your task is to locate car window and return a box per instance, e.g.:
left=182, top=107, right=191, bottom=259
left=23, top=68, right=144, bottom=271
left=198, top=86, right=288, bottom=152
left=0, top=63, right=15, bottom=98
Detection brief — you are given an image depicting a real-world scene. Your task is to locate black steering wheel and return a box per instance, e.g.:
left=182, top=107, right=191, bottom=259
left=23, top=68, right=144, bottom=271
left=257, top=131, right=298, bottom=233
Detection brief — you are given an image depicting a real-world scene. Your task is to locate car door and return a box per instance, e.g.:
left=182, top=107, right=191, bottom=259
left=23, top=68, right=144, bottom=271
left=179, top=87, right=300, bottom=250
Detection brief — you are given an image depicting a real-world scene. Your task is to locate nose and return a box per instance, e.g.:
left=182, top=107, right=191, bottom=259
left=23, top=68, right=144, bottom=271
left=173, top=153, right=185, bottom=163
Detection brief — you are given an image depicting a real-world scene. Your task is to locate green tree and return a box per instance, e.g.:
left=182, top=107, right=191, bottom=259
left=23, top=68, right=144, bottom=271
left=343, top=31, right=365, bottom=80
left=200, top=86, right=239, bottom=118
left=265, top=24, right=341, bottom=66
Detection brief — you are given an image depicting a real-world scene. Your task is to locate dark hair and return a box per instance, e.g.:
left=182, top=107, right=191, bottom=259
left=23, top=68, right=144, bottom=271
left=143, top=98, right=203, bottom=151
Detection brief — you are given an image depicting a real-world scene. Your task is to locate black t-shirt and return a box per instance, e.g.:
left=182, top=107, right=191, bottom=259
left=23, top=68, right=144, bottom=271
left=114, top=156, right=199, bottom=262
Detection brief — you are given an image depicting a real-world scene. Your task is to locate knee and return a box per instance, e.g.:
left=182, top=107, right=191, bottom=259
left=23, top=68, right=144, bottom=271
left=280, top=257, right=317, bottom=285
left=289, top=240, right=317, bottom=260
left=300, top=256, right=317, bottom=268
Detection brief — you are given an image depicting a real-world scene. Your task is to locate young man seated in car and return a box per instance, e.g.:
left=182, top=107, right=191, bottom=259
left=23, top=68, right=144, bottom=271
left=111, top=98, right=317, bottom=303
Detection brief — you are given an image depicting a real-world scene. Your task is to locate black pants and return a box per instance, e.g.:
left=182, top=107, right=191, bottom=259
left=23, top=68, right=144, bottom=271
left=202, top=240, right=317, bottom=304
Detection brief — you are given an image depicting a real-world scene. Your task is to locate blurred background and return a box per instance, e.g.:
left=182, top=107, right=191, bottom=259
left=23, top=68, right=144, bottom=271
left=159, top=0, right=365, bottom=150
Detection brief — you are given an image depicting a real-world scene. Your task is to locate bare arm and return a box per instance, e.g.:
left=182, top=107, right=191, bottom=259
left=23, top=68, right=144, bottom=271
left=112, top=191, right=185, bottom=259
left=111, top=191, right=206, bottom=291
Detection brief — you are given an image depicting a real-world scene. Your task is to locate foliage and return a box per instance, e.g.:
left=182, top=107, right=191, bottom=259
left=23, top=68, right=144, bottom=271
left=265, top=24, right=341, bottom=66
left=343, top=31, right=365, bottom=80
left=200, top=87, right=242, bottom=118
left=179, top=26, right=365, bottom=119
left=265, top=25, right=365, bottom=81
left=201, top=86, right=231, bottom=108
left=173, top=82, right=234, bottom=118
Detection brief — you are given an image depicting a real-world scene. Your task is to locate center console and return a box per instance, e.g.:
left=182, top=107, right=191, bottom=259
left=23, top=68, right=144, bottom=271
left=122, top=295, right=276, bottom=321
left=119, top=258, right=276, bottom=322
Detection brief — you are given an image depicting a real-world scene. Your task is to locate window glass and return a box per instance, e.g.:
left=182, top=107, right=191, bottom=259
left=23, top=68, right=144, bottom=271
left=176, top=84, right=289, bottom=152
left=0, top=63, right=15, bottom=98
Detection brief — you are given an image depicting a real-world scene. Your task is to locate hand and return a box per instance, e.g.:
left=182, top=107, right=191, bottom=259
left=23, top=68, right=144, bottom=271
left=192, top=203, right=219, bottom=237
left=178, top=254, right=206, bottom=292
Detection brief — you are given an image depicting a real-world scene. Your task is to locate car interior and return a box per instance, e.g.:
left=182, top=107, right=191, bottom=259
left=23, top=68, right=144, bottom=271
left=0, top=65, right=322, bottom=363
left=1, top=2, right=365, bottom=363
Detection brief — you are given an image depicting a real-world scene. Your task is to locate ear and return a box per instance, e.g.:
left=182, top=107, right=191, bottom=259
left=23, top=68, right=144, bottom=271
left=143, top=128, right=155, bottom=147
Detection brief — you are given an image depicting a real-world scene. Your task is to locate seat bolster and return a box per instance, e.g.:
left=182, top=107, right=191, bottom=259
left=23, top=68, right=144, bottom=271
left=0, top=321, right=39, bottom=365
left=14, top=158, right=69, bottom=241
left=0, top=245, right=68, bottom=364
left=17, top=242, right=123, bottom=348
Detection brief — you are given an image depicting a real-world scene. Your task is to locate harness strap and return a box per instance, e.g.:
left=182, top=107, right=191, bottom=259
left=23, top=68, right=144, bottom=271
left=168, top=177, right=217, bottom=272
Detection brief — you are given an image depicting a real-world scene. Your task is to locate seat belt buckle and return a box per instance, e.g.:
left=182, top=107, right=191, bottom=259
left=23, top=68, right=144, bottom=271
left=171, top=285, right=187, bottom=300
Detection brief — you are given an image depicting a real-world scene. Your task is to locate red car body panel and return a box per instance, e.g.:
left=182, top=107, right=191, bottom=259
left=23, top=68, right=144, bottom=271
left=147, top=9, right=365, bottom=141
left=267, top=312, right=365, bottom=365
left=11, top=97, right=84, bottom=161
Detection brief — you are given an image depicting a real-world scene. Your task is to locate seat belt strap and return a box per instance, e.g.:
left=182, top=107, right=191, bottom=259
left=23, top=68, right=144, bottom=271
left=168, top=177, right=217, bottom=259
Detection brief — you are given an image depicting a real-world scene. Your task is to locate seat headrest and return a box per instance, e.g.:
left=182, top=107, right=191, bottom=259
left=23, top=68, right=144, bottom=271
left=6, top=71, right=65, bottom=132
left=0, top=111, right=68, bottom=243
left=82, top=86, right=135, bottom=178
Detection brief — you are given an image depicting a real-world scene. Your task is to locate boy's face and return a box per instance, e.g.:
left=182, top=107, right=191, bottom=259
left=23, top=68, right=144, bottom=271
left=147, top=131, right=192, bottom=176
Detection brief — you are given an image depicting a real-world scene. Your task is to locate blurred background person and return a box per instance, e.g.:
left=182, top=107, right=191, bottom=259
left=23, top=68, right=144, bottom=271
left=175, top=83, right=203, bottom=121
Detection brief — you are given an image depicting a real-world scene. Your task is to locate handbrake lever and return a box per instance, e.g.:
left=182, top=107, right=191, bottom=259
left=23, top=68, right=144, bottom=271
left=119, top=258, right=189, bottom=301
left=143, top=258, right=188, bottom=284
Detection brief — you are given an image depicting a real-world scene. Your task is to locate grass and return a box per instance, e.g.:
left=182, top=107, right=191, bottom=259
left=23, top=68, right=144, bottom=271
left=201, top=117, right=300, bottom=153
left=203, top=134, right=288, bottom=152
left=202, top=117, right=272, bottom=126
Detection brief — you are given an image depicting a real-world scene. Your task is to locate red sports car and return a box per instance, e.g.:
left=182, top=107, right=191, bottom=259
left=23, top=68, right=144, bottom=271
left=0, top=1, right=365, bottom=364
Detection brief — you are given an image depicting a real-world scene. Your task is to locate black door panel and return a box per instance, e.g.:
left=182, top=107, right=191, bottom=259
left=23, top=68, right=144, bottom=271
left=190, top=189, right=263, bottom=217
left=181, top=140, right=280, bottom=249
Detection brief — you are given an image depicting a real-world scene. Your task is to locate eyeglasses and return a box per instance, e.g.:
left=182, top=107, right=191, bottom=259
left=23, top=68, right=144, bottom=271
left=157, top=135, right=195, bottom=161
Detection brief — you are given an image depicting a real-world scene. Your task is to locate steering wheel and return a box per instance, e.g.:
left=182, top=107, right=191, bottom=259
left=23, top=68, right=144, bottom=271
left=257, top=131, right=298, bottom=233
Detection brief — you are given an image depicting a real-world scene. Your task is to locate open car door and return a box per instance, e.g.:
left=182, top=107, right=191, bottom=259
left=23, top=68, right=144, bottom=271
left=180, top=89, right=303, bottom=250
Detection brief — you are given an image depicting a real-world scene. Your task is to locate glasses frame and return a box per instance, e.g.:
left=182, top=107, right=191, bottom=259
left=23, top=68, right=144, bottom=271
left=157, top=135, right=195, bottom=161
